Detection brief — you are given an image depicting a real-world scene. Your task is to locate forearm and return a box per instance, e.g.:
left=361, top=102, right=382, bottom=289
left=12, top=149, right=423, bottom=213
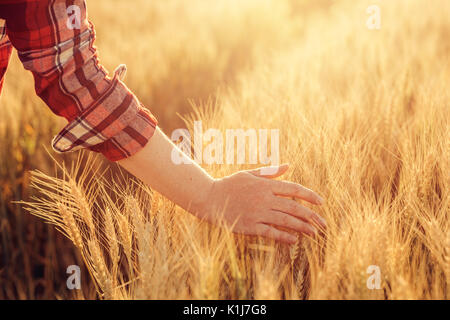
left=117, top=127, right=215, bottom=217
left=117, top=127, right=326, bottom=244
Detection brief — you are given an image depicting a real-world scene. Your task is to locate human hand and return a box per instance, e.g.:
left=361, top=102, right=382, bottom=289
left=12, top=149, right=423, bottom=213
left=199, top=164, right=326, bottom=244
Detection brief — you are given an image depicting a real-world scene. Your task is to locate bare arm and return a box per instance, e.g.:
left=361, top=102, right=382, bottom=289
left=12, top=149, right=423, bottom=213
left=118, top=127, right=214, bottom=215
left=118, top=127, right=326, bottom=244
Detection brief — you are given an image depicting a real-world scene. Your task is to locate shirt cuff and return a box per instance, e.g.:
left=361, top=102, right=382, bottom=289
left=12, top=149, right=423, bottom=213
left=51, top=66, right=158, bottom=162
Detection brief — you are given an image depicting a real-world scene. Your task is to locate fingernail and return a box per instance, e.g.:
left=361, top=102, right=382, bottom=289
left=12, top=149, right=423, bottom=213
left=316, top=196, right=325, bottom=205
left=318, top=216, right=327, bottom=228
left=309, top=226, right=317, bottom=237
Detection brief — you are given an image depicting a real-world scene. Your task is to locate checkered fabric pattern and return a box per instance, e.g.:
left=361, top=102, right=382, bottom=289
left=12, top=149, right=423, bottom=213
left=0, top=19, right=12, bottom=93
left=0, top=0, right=157, bottom=161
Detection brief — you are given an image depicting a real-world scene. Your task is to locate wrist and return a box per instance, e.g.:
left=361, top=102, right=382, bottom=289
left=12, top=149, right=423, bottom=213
left=192, top=177, right=218, bottom=220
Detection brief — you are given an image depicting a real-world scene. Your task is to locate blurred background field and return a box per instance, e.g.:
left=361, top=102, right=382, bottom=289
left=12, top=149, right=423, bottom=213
left=0, top=0, right=448, bottom=299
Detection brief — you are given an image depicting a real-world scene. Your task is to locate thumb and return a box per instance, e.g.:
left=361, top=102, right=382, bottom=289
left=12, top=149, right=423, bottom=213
left=246, top=164, right=289, bottom=179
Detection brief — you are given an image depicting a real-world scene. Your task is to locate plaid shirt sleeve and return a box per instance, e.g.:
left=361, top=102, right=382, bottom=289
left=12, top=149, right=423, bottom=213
left=0, top=19, right=12, bottom=93
left=0, top=0, right=157, bottom=161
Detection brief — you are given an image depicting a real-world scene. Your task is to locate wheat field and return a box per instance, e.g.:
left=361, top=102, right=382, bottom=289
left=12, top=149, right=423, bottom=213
left=0, top=0, right=448, bottom=299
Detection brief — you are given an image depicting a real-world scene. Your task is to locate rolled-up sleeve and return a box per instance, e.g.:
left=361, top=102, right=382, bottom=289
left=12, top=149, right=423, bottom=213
left=0, top=19, right=12, bottom=93
left=1, top=0, right=157, bottom=161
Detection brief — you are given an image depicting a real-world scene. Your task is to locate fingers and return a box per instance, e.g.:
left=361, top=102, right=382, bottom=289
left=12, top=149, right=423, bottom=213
left=272, top=197, right=327, bottom=229
left=265, top=210, right=317, bottom=237
left=245, top=165, right=325, bottom=206
left=246, top=164, right=289, bottom=179
left=255, top=223, right=297, bottom=244
left=270, top=179, right=324, bottom=205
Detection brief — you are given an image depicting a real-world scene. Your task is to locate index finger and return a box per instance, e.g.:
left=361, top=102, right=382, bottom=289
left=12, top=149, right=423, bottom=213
left=269, top=180, right=324, bottom=205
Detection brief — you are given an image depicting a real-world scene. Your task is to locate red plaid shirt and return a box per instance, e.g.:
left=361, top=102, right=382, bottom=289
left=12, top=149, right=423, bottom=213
left=0, top=0, right=157, bottom=161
